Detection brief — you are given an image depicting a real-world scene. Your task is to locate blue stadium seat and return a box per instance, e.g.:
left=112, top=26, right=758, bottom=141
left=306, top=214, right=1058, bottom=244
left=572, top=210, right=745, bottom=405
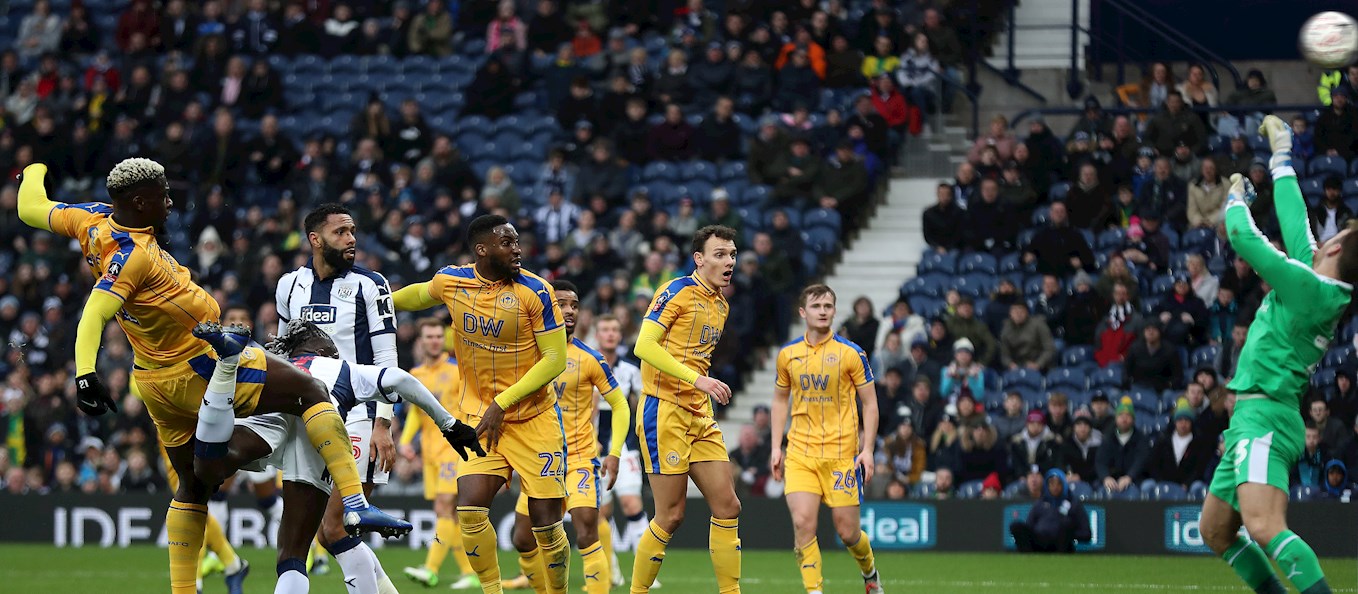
left=1031, top=205, right=1050, bottom=226
left=1189, top=483, right=1207, bottom=501
left=956, top=480, right=986, bottom=499
left=1152, top=483, right=1188, bottom=501
left=682, top=161, right=719, bottom=183
left=1344, top=178, right=1358, bottom=199
left=1128, top=389, right=1159, bottom=413
left=1049, top=182, right=1070, bottom=202
left=957, top=253, right=998, bottom=275
left=954, top=273, right=997, bottom=298
left=329, top=54, right=361, bottom=75
left=1248, top=134, right=1269, bottom=153
left=1046, top=367, right=1086, bottom=391
left=909, top=297, right=945, bottom=319
left=1002, top=368, right=1044, bottom=391
left=1309, top=155, right=1348, bottom=179
left=1159, top=390, right=1184, bottom=413
left=1323, top=345, right=1353, bottom=369
left=804, top=208, right=842, bottom=233
left=1022, top=275, right=1045, bottom=297
left=1096, top=227, right=1125, bottom=251
left=513, top=91, right=540, bottom=111
left=1312, top=368, right=1337, bottom=389
left=999, top=252, right=1024, bottom=274
left=918, top=251, right=957, bottom=275
left=1190, top=345, right=1220, bottom=368
left=1150, top=275, right=1175, bottom=296
left=1179, top=228, right=1216, bottom=253
left=1062, top=345, right=1093, bottom=368
left=1134, top=415, right=1160, bottom=435
left=641, top=161, right=679, bottom=183
left=1206, top=135, right=1229, bottom=154
left=739, top=184, right=771, bottom=206
left=1300, top=177, right=1326, bottom=202
left=1290, top=484, right=1319, bottom=502
left=1140, top=295, right=1163, bottom=315
left=1067, top=390, right=1093, bottom=409
left=804, top=228, right=839, bottom=255
left=1002, top=480, right=1026, bottom=499
left=719, top=161, right=748, bottom=182
left=917, top=274, right=952, bottom=298
left=1068, top=481, right=1096, bottom=501
left=1017, top=228, right=1037, bottom=249
left=458, top=115, right=493, bottom=136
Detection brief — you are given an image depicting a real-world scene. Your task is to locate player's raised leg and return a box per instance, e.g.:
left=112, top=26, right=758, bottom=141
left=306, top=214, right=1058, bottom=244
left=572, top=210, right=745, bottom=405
left=1201, top=490, right=1286, bottom=594
left=162, top=445, right=250, bottom=594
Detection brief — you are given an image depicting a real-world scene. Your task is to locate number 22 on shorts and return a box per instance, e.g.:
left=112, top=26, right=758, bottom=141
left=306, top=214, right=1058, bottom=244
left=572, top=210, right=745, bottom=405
left=538, top=452, right=565, bottom=477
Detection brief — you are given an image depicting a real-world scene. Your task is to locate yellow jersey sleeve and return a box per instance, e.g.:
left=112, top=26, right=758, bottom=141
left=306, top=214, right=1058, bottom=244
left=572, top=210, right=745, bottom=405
left=642, top=279, right=688, bottom=329
left=48, top=202, right=113, bottom=239
left=516, top=274, right=563, bottom=334
left=840, top=337, right=875, bottom=387
left=93, top=238, right=150, bottom=302
left=775, top=346, right=793, bottom=389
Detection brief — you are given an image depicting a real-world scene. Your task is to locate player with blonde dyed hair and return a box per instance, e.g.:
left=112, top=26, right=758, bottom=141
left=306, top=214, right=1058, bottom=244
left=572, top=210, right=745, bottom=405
left=13, top=158, right=409, bottom=594
left=769, top=284, right=882, bottom=594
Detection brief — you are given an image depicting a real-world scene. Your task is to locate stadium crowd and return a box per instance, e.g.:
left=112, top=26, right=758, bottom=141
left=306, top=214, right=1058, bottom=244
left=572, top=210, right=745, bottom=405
left=0, top=0, right=999, bottom=496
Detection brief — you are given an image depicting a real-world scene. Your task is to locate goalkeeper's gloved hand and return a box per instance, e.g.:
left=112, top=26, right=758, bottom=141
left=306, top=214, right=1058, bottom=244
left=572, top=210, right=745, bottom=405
left=442, top=421, right=487, bottom=461
left=76, top=372, right=119, bottom=416
left=1227, top=173, right=1256, bottom=208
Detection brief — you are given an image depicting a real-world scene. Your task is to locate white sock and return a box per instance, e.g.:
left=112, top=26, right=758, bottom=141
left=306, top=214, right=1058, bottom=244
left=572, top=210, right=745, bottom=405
left=335, top=546, right=379, bottom=594
left=224, top=555, right=243, bottom=575
left=376, top=575, right=400, bottom=594
left=207, top=499, right=229, bottom=525
left=275, top=569, right=310, bottom=594
left=360, top=543, right=389, bottom=581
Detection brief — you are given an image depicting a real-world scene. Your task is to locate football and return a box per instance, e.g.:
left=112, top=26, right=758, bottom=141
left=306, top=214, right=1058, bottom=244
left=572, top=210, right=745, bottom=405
left=1300, top=11, right=1358, bottom=69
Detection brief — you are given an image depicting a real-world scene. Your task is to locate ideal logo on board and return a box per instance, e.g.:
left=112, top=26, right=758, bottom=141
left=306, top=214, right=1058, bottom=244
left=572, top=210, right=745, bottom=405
left=856, top=502, right=937, bottom=550
left=1164, top=505, right=1249, bottom=554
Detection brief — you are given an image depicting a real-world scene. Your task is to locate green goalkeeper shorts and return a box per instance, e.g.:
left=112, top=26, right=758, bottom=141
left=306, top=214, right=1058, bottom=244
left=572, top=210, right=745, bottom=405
left=1208, top=396, right=1304, bottom=511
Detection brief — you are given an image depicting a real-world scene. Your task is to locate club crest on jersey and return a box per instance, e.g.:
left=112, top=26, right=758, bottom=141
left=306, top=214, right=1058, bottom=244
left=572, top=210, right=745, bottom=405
left=498, top=292, right=518, bottom=309
left=299, top=305, right=338, bottom=324
left=336, top=285, right=356, bottom=300
left=565, top=359, right=578, bottom=371
left=824, top=353, right=839, bottom=364
left=666, top=451, right=680, bottom=466
left=652, top=290, right=674, bottom=313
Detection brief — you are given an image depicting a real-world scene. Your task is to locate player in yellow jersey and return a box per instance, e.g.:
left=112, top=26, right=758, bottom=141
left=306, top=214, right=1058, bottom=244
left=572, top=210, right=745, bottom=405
left=401, top=318, right=481, bottom=590
left=392, top=214, right=571, bottom=594
left=632, top=225, right=742, bottom=594
left=769, top=285, right=883, bottom=594
left=13, top=159, right=407, bottom=594
left=504, top=280, right=632, bottom=594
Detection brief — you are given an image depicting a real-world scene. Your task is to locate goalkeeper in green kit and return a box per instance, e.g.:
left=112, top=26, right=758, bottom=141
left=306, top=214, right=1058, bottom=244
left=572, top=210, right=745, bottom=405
left=1199, top=115, right=1356, bottom=594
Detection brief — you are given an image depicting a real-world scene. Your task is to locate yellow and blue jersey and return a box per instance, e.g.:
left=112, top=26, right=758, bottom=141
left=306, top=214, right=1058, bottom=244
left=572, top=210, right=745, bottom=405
left=555, top=337, right=620, bottom=462
left=428, top=264, right=564, bottom=421
left=640, top=274, right=729, bottom=415
left=775, top=333, right=875, bottom=459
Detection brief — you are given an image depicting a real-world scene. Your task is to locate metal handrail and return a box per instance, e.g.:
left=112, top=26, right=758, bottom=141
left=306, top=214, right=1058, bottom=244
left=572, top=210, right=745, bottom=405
left=926, top=66, right=982, bottom=140
left=1007, top=103, right=1323, bottom=131
left=1094, top=0, right=1245, bottom=90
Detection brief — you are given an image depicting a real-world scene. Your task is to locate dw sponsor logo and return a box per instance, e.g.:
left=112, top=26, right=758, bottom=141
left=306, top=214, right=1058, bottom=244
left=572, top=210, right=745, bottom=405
left=1002, top=504, right=1105, bottom=551
left=856, top=502, right=936, bottom=550
left=1164, top=506, right=1247, bottom=554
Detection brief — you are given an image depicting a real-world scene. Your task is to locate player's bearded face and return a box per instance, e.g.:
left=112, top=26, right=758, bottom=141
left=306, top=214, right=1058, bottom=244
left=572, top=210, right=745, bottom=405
left=320, top=237, right=353, bottom=270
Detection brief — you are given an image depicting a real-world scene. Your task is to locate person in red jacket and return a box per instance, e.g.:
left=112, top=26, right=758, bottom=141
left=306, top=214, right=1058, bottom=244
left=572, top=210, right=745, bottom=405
left=870, top=75, right=920, bottom=160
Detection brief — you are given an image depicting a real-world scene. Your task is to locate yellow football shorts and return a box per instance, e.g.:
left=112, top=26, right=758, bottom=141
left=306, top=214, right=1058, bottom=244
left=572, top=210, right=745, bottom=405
left=422, top=446, right=460, bottom=501
left=131, top=347, right=267, bottom=448
left=459, top=405, right=567, bottom=499
left=636, top=394, right=729, bottom=475
left=514, top=456, right=600, bottom=514
left=784, top=453, right=864, bottom=508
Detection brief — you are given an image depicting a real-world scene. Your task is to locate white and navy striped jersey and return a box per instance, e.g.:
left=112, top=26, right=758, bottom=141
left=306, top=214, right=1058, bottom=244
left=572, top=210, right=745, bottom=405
left=289, top=354, right=399, bottom=418
left=598, top=357, right=642, bottom=450
left=276, top=262, right=398, bottom=418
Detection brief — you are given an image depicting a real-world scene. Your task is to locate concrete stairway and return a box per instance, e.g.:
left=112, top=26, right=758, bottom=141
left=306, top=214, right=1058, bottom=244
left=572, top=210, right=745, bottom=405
left=723, top=179, right=937, bottom=424
left=988, top=0, right=1089, bottom=70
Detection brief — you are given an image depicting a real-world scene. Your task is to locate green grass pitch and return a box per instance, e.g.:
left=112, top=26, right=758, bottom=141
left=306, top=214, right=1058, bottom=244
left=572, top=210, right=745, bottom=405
left=1, top=544, right=1355, bottom=593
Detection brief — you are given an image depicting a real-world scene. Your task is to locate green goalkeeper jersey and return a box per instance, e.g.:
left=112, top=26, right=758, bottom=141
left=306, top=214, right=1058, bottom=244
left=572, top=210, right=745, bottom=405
left=1225, top=171, right=1353, bottom=408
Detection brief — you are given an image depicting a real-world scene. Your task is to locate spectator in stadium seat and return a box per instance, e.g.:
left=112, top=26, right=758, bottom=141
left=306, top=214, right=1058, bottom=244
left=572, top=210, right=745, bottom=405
left=769, top=136, right=821, bottom=206
left=919, top=182, right=964, bottom=253
left=61, top=4, right=101, bottom=56
left=533, top=189, right=581, bottom=245
left=277, top=3, right=319, bottom=56
left=908, top=373, right=944, bottom=435
left=1183, top=381, right=1227, bottom=445
left=939, top=337, right=987, bottom=400
left=1033, top=274, right=1070, bottom=340
left=1010, top=409, right=1063, bottom=476
left=968, top=115, right=1017, bottom=164
left=1155, top=273, right=1208, bottom=347
left=1310, top=176, right=1354, bottom=244
left=1095, top=254, right=1138, bottom=306
left=321, top=4, right=362, bottom=57
left=1024, top=201, right=1096, bottom=277
left=1318, top=460, right=1354, bottom=501
left=695, top=96, right=743, bottom=162
left=18, top=0, right=63, bottom=62
left=1094, top=282, right=1139, bottom=367
left=984, top=279, right=1022, bottom=337
left=824, top=34, right=865, bottom=89
left=1329, top=368, right=1358, bottom=430
left=731, top=424, right=771, bottom=498
left=556, top=76, right=601, bottom=129
left=931, top=466, right=956, bottom=499
left=882, top=418, right=927, bottom=488
left=1146, top=91, right=1206, bottom=157
left=701, top=188, right=743, bottom=236
left=1187, top=160, right=1228, bottom=230
left=731, top=49, right=774, bottom=115
left=847, top=94, right=892, bottom=164
left=575, top=141, right=628, bottom=203
left=946, top=298, right=997, bottom=365
left=1139, top=157, right=1188, bottom=228
left=1066, top=162, right=1112, bottom=230
left=1095, top=398, right=1147, bottom=497
left=1310, top=397, right=1350, bottom=453
left=119, top=449, right=165, bottom=494
left=464, top=55, right=519, bottom=118
left=487, top=0, right=528, bottom=55
left=956, top=423, right=1007, bottom=485
left=992, top=391, right=1027, bottom=443
left=1010, top=469, right=1091, bottom=552
left=1144, top=399, right=1210, bottom=494
left=1215, top=134, right=1253, bottom=179
left=876, top=367, right=911, bottom=435
left=1183, top=254, right=1219, bottom=306
left=407, top=0, right=454, bottom=56
left=689, top=42, right=735, bottom=109
left=231, top=0, right=281, bottom=55
left=1293, top=422, right=1327, bottom=489
left=999, top=159, right=1039, bottom=220
left=1122, top=213, right=1171, bottom=273
left=1123, top=320, right=1182, bottom=392
left=607, top=98, right=649, bottom=166
left=1000, top=302, right=1056, bottom=372
left=837, top=296, right=881, bottom=358
left=861, top=35, right=900, bottom=80
left=653, top=49, right=695, bottom=107
left=647, top=103, right=696, bottom=161
left=1045, top=392, right=1075, bottom=441
left=527, top=0, right=573, bottom=59
left=245, top=114, right=299, bottom=192
left=1064, top=409, right=1103, bottom=483
left=116, top=0, right=160, bottom=53
left=956, top=392, right=989, bottom=430
left=1291, top=115, right=1316, bottom=160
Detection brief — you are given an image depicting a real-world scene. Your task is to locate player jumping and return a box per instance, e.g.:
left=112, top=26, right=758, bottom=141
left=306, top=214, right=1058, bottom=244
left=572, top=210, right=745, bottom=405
left=1199, top=115, right=1356, bottom=594
left=505, top=280, right=632, bottom=594
left=401, top=318, right=482, bottom=590
left=393, top=214, right=571, bottom=594
left=631, top=225, right=742, bottom=594
left=769, top=284, right=883, bottom=594
left=276, top=203, right=405, bottom=592
left=13, top=160, right=407, bottom=594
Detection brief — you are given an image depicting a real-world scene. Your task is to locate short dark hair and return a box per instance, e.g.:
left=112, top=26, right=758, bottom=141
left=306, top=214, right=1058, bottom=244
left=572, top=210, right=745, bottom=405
left=467, top=214, right=510, bottom=246
left=416, top=317, right=445, bottom=333
left=304, top=203, right=352, bottom=234
left=222, top=302, right=251, bottom=318
left=691, top=225, right=737, bottom=254
left=798, top=283, right=837, bottom=308
left=1337, top=230, right=1358, bottom=286
left=552, top=279, right=578, bottom=295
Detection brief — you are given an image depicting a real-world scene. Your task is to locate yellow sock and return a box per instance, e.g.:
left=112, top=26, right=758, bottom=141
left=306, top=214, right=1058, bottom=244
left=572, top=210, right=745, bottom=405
left=425, top=517, right=454, bottom=573
left=302, top=402, right=365, bottom=502
left=709, top=517, right=741, bottom=593
left=517, top=548, right=548, bottom=593
left=457, top=506, right=502, bottom=593
left=630, top=521, right=671, bottom=594
left=532, top=521, right=570, bottom=594
left=597, top=517, right=614, bottom=582
left=580, top=542, right=609, bottom=594
left=167, top=500, right=209, bottom=594
left=449, top=518, right=474, bottom=577
left=845, top=529, right=876, bottom=577
left=795, top=538, right=823, bottom=593
left=203, top=513, right=239, bottom=571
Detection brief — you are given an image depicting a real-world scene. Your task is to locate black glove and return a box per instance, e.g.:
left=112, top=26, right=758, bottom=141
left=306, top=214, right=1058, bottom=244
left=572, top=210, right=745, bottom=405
left=442, top=422, right=486, bottom=461
left=75, top=372, right=118, bottom=416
